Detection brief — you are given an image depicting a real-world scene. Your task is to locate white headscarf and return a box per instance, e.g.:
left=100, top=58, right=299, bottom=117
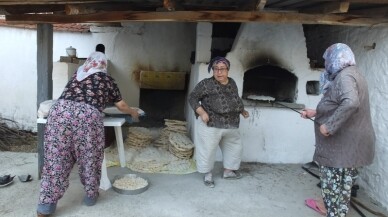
left=76, top=51, right=108, bottom=81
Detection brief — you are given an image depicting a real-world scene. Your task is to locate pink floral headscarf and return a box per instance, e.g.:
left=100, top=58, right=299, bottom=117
left=76, top=51, right=108, bottom=81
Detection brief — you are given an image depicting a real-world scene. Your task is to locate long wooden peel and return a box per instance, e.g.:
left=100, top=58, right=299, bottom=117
left=272, top=101, right=320, bottom=125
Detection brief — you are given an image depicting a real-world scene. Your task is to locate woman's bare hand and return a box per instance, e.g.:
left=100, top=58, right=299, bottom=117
left=320, top=124, right=330, bottom=137
left=129, top=108, right=139, bottom=122
left=196, top=106, right=209, bottom=124
left=301, top=108, right=316, bottom=119
left=200, top=112, right=209, bottom=124
left=115, top=100, right=139, bottom=122
left=241, top=110, right=249, bottom=119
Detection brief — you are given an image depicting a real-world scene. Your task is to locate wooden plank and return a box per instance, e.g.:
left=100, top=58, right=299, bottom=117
left=350, top=7, right=388, bottom=17
left=163, top=0, right=175, bottom=11
left=267, top=0, right=304, bottom=8
left=0, top=5, right=64, bottom=14
left=302, top=2, right=350, bottom=14
left=37, top=23, right=53, bottom=179
left=0, top=0, right=106, bottom=5
left=307, top=0, right=388, bottom=3
left=140, top=71, right=186, bottom=90
left=1, top=0, right=388, bottom=5
left=255, top=0, right=267, bottom=11
left=5, top=10, right=388, bottom=27
left=65, top=4, right=96, bottom=15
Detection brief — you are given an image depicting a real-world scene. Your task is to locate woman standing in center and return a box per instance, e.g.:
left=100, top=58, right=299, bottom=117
left=189, top=56, right=249, bottom=188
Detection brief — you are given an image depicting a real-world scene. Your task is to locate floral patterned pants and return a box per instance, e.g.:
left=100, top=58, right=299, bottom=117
left=38, top=100, right=105, bottom=207
left=319, top=166, right=358, bottom=217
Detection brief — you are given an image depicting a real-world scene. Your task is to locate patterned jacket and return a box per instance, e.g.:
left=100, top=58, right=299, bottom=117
left=314, top=66, right=375, bottom=168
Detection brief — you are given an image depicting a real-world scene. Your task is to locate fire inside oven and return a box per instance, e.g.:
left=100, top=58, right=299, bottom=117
left=243, top=65, right=298, bottom=103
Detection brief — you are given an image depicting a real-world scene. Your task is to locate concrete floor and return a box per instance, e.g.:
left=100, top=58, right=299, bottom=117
left=1, top=151, right=387, bottom=217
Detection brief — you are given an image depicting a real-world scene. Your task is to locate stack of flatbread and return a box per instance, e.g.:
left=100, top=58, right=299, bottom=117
left=168, top=132, right=194, bottom=159
left=153, top=128, right=170, bottom=148
left=125, top=127, right=153, bottom=148
left=164, top=119, right=187, bottom=134
left=154, top=119, right=188, bottom=148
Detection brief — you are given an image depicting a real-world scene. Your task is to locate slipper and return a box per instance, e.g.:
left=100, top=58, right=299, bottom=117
left=203, top=177, right=215, bottom=188
left=302, top=161, right=319, bottom=169
left=305, top=198, right=326, bottom=216
left=0, top=175, right=15, bottom=187
left=18, top=174, right=33, bottom=182
left=222, top=170, right=242, bottom=180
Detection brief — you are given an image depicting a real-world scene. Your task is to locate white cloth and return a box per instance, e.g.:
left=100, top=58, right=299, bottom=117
left=37, top=100, right=57, bottom=118
left=99, top=153, right=112, bottom=190
left=195, top=119, right=242, bottom=173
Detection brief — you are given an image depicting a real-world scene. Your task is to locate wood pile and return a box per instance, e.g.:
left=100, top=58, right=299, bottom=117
left=0, top=117, right=37, bottom=151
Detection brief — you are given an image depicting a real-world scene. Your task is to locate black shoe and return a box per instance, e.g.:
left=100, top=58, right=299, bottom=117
left=0, top=175, right=15, bottom=187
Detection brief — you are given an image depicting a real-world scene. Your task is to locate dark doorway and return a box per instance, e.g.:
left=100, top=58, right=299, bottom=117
left=139, top=89, right=186, bottom=126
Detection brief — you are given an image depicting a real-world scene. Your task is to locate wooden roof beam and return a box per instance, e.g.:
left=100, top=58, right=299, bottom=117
left=302, top=2, right=350, bottom=14
left=5, top=10, right=388, bottom=27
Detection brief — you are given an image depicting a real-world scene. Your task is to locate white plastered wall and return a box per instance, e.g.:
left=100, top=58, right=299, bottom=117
left=0, top=27, right=38, bottom=130
left=0, top=27, right=102, bottom=131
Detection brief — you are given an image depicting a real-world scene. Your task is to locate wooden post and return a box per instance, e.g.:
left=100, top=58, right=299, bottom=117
left=37, top=23, right=53, bottom=179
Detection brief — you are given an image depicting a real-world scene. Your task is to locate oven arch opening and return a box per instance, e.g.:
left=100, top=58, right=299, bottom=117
left=242, top=64, right=298, bottom=103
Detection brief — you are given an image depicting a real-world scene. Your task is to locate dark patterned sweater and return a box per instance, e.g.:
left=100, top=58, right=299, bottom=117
left=189, top=77, right=244, bottom=129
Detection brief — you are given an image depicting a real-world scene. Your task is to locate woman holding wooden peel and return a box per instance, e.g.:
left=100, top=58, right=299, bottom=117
left=301, top=43, right=375, bottom=217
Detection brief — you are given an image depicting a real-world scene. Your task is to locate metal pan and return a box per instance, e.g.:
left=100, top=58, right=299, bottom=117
left=111, top=174, right=149, bottom=195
